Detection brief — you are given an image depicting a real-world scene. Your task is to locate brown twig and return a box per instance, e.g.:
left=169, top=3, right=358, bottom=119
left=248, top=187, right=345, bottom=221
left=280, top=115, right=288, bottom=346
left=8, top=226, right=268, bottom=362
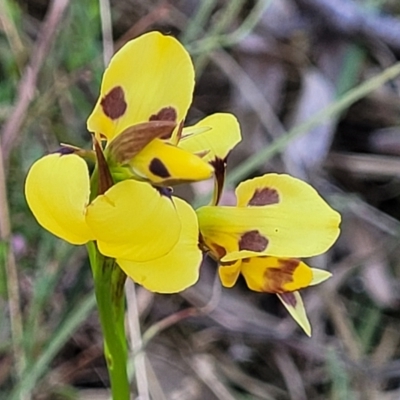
left=1, top=0, right=70, bottom=164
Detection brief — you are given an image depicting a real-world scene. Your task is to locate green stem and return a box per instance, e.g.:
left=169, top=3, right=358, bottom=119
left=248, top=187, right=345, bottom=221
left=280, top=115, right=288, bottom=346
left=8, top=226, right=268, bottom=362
left=87, top=241, right=130, bottom=400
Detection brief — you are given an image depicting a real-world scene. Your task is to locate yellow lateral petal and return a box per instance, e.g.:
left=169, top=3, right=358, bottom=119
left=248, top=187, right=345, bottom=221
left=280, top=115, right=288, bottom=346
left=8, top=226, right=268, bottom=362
left=277, top=291, right=311, bottom=336
left=129, top=138, right=213, bottom=185
left=86, top=180, right=181, bottom=261
left=179, top=113, right=241, bottom=162
left=117, top=198, right=201, bottom=293
left=87, top=32, right=195, bottom=142
left=309, top=268, right=332, bottom=286
left=198, top=174, right=341, bottom=259
left=25, top=154, right=94, bottom=244
left=218, top=260, right=242, bottom=288
left=240, top=257, right=313, bottom=293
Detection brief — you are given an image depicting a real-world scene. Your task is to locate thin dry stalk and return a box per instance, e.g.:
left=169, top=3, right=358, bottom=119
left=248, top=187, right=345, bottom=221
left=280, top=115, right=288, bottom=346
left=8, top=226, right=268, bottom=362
left=1, top=0, right=70, bottom=163
left=0, top=136, right=25, bottom=391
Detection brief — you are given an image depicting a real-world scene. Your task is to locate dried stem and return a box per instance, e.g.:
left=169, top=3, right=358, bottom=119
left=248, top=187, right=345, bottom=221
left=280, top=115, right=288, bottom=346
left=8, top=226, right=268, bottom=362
left=1, top=0, right=70, bottom=164
left=0, top=137, right=25, bottom=393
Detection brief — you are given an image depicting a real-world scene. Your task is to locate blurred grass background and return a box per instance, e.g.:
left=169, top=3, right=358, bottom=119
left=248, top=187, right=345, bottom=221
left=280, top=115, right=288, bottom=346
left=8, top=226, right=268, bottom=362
left=3, top=0, right=400, bottom=399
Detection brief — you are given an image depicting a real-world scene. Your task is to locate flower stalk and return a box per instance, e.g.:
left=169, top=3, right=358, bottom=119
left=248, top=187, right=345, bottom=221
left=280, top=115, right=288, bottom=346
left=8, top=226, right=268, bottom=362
left=87, top=241, right=130, bottom=400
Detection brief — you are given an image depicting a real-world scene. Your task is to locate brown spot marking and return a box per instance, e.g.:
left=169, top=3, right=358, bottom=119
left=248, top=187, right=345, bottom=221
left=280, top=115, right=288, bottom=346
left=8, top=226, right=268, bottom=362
left=264, top=259, right=300, bottom=293
left=101, top=86, right=127, bottom=119
left=239, top=230, right=268, bottom=252
left=248, top=187, right=280, bottom=206
left=150, top=107, right=177, bottom=123
left=149, top=158, right=170, bottom=178
left=280, top=292, right=297, bottom=307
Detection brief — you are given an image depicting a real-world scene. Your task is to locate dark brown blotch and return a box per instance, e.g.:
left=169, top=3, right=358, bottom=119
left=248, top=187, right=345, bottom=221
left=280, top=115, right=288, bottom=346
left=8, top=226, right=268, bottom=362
left=248, top=187, right=280, bottom=206
left=149, top=158, right=171, bottom=178
left=101, top=86, right=127, bottom=120
left=264, top=259, right=300, bottom=293
left=239, top=230, right=268, bottom=252
left=150, top=107, right=177, bottom=123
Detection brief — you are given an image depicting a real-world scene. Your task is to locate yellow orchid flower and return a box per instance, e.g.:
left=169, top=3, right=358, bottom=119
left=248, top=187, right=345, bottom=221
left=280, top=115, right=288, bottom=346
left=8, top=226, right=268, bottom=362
left=87, top=31, right=241, bottom=186
left=25, top=152, right=201, bottom=293
left=25, top=32, right=243, bottom=293
left=197, top=174, right=341, bottom=335
left=24, top=30, right=246, bottom=398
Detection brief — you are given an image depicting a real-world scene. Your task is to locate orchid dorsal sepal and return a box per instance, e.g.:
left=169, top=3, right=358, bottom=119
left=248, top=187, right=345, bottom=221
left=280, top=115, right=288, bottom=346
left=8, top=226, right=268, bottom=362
left=87, top=32, right=195, bottom=143
left=106, top=120, right=177, bottom=164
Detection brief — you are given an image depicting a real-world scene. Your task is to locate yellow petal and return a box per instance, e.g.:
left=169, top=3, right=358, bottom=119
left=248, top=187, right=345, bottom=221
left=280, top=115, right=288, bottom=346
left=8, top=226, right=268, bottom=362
left=86, top=180, right=181, bottom=261
left=218, top=260, right=241, bottom=288
left=179, top=113, right=242, bottom=162
left=240, top=257, right=313, bottom=293
left=198, top=174, right=341, bottom=259
left=309, top=268, right=332, bottom=286
left=197, top=206, right=240, bottom=257
left=87, top=32, right=195, bottom=142
left=25, top=153, right=94, bottom=244
left=117, top=198, right=202, bottom=293
left=129, top=138, right=213, bottom=185
left=277, top=291, right=311, bottom=336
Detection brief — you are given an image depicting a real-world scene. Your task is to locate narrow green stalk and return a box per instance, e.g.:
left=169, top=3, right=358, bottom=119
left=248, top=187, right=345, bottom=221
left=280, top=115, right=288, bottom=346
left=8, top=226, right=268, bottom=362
left=181, top=0, right=216, bottom=44
left=87, top=241, right=130, bottom=400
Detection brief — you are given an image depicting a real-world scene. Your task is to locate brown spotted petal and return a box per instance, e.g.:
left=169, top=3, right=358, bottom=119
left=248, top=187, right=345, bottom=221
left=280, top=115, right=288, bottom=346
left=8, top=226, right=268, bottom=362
left=128, top=138, right=213, bottom=185
left=87, top=32, right=195, bottom=142
left=238, top=257, right=330, bottom=336
left=221, top=174, right=340, bottom=259
left=239, top=256, right=313, bottom=293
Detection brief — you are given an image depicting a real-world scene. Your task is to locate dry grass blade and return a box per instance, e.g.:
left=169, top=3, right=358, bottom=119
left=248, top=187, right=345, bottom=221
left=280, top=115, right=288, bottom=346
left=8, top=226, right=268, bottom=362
left=1, top=0, right=70, bottom=163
